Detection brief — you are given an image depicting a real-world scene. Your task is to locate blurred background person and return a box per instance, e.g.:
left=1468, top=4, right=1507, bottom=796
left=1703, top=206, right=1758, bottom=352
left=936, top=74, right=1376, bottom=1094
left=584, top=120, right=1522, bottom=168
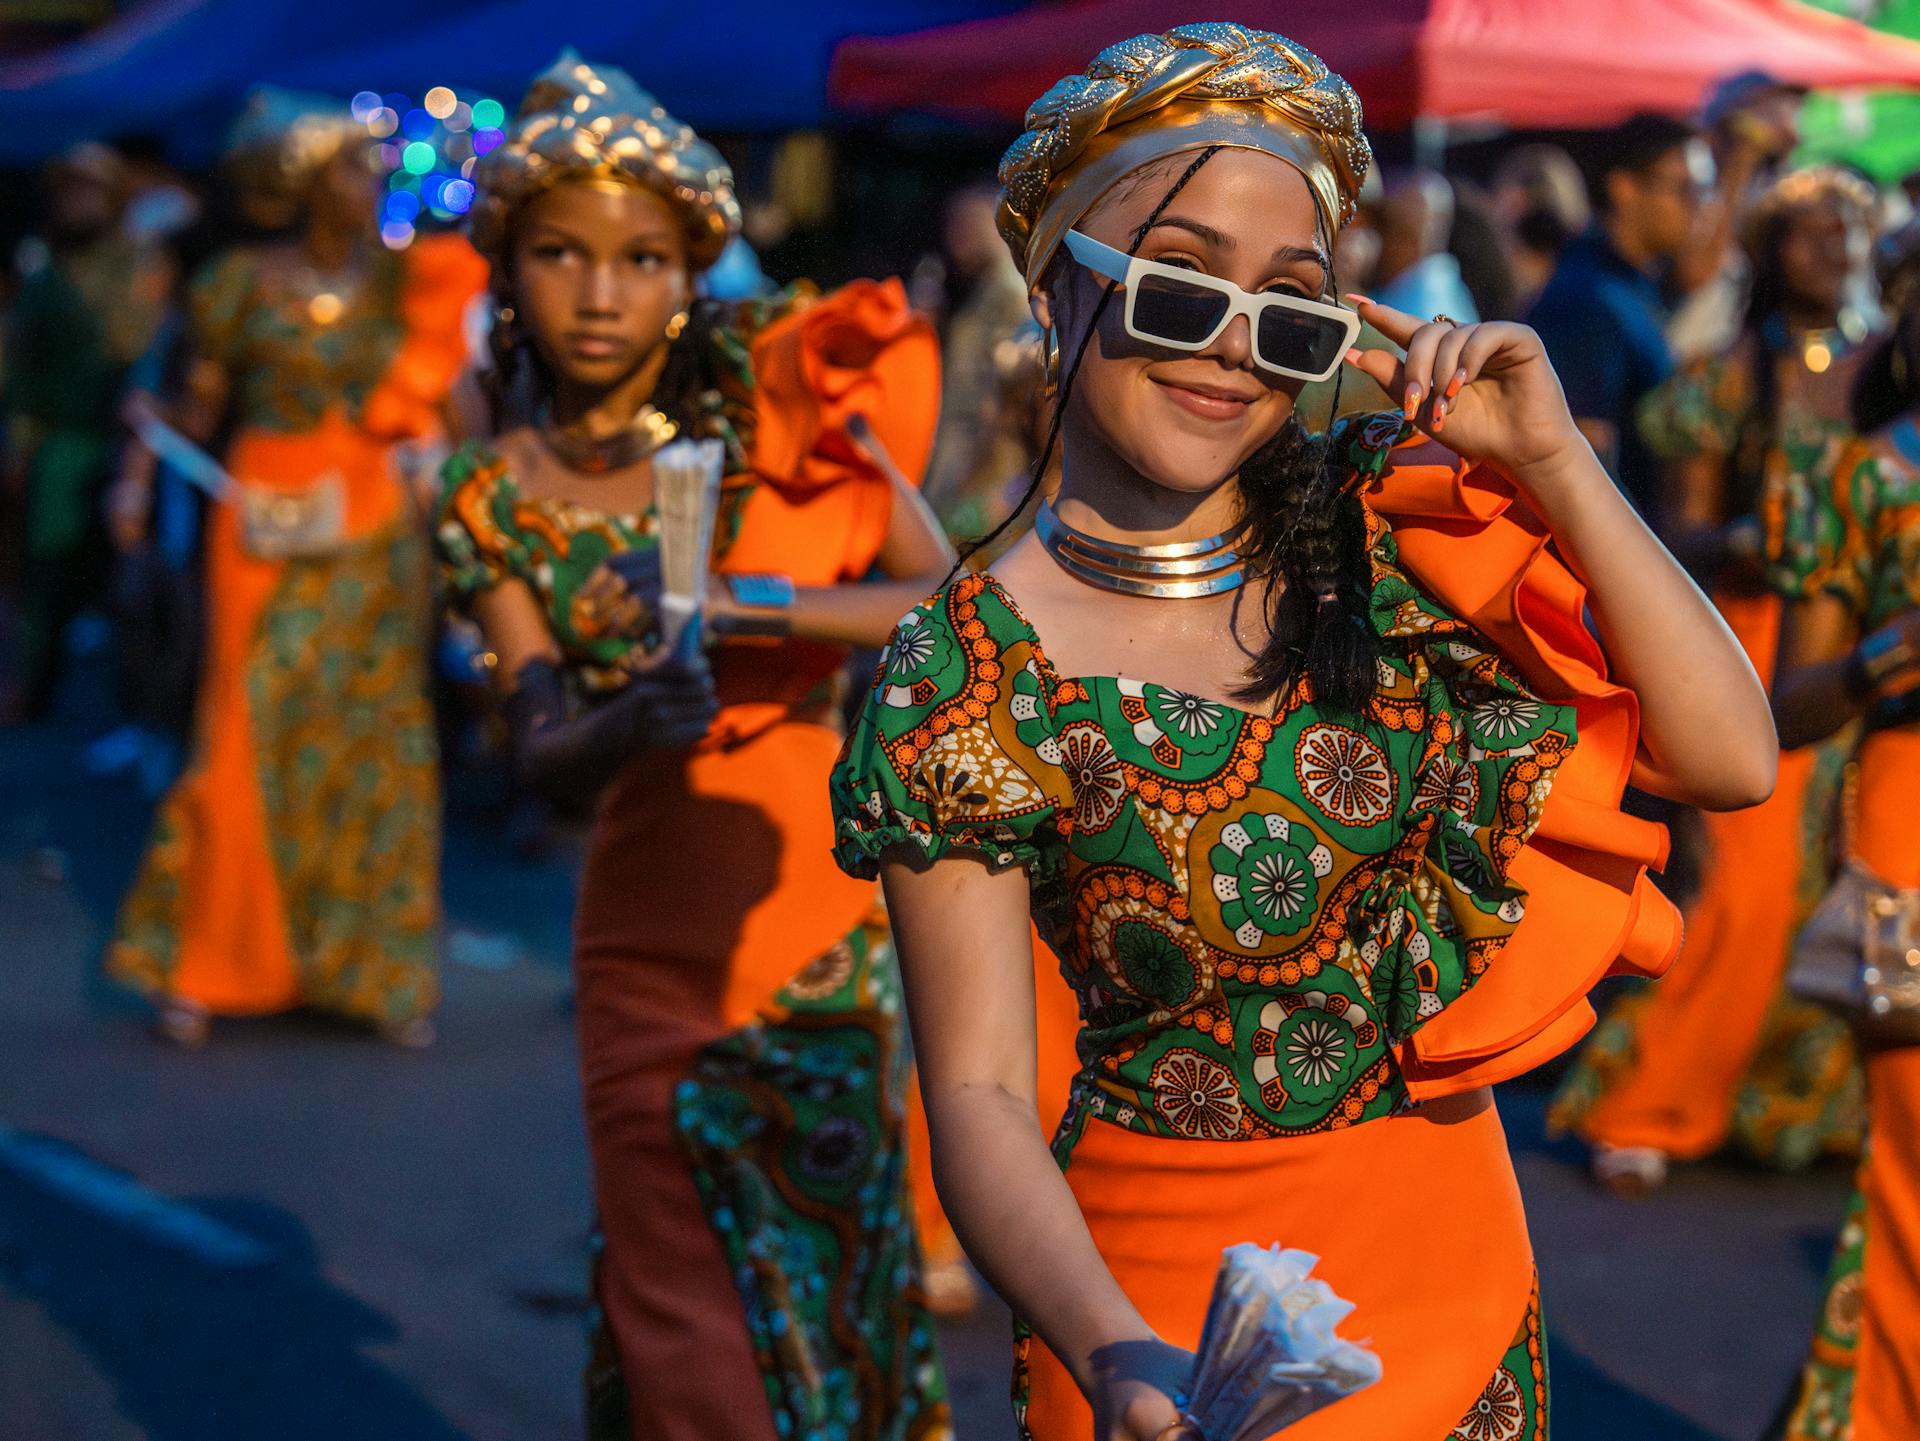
left=919, top=177, right=1035, bottom=549
left=105, top=89, right=486, bottom=1047
left=1551, top=166, right=1881, bottom=1193
left=1668, top=69, right=1808, bottom=366
left=1527, top=113, right=1710, bottom=527
left=1, top=143, right=171, bottom=723
left=438, top=56, right=954, bottom=1441
left=1370, top=166, right=1479, bottom=323
left=1491, top=142, right=1591, bottom=314
left=1772, top=212, right=1920, bottom=1441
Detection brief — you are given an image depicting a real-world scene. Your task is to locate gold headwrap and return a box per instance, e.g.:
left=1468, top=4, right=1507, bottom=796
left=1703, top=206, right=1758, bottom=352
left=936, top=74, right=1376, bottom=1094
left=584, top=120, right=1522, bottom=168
left=997, top=23, right=1371, bottom=290
left=1741, top=164, right=1876, bottom=258
left=223, top=88, right=362, bottom=212
left=471, top=53, right=742, bottom=271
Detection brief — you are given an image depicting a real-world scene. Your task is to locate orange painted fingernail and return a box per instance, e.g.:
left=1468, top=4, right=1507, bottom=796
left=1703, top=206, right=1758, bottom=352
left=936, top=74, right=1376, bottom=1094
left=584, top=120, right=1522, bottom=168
left=1345, top=347, right=1363, bottom=364
left=1402, top=383, right=1422, bottom=419
left=1445, top=368, right=1466, bottom=400
left=1344, top=292, right=1373, bottom=307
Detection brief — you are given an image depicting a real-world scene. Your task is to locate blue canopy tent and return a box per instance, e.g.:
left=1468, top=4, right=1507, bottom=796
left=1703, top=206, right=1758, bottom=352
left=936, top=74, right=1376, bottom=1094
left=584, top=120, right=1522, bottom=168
left=0, top=0, right=1025, bottom=163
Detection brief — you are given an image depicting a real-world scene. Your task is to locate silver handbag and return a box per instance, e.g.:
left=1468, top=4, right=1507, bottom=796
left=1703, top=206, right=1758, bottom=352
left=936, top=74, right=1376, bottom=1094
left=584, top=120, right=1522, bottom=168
left=239, top=472, right=346, bottom=559
left=1787, top=858, right=1920, bottom=1046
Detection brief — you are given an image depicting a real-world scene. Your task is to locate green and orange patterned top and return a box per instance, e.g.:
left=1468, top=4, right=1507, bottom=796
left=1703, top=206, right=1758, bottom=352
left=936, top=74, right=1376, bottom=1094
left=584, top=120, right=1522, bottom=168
left=437, top=444, right=667, bottom=692
left=831, top=418, right=1580, bottom=1142
left=1636, top=332, right=1866, bottom=595
left=1802, top=415, right=1920, bottom=628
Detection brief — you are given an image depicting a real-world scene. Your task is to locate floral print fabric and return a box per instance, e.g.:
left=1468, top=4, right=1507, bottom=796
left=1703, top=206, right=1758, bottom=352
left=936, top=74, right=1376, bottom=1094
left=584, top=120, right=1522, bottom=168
left=831, top=418, right=1576, bottom=1143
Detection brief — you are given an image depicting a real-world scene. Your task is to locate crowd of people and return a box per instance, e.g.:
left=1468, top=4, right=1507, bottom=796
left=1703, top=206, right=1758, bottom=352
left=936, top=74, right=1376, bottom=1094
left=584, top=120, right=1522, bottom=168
left=4, top=19, right=1920, bottom=1441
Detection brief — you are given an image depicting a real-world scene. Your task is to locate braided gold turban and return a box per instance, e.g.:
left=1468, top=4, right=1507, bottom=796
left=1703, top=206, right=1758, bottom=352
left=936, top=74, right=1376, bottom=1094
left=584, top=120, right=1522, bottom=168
left=471, top=53, right=742, bottom=271
left=997, top=23, right=1371, bottom=290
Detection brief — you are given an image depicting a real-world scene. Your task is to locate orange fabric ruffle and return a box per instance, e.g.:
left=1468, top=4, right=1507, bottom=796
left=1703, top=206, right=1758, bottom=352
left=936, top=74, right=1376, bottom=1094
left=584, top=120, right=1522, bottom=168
left=360, top=232, right=490, bottom=442
left=1365, top=445, right=1683, bottom=1100
left=707, top=279, right=940, bottom=753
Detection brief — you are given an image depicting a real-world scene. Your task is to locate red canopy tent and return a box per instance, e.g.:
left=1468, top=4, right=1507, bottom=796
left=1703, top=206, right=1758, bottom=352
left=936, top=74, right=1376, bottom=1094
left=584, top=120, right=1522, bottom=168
left=830, top=0, right=1920, bottom=132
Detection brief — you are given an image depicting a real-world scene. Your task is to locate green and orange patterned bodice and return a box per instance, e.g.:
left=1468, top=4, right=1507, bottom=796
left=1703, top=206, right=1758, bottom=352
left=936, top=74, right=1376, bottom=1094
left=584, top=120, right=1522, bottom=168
left=190, top=245, right=408, bottom=434
left=1636, top=329, right=1869, bottom=594
left=437, top=443, right=666, bottom=693
left=1804, top=415, right=1920, bottom=630
left=832, top=437, right=1576, bottom=1143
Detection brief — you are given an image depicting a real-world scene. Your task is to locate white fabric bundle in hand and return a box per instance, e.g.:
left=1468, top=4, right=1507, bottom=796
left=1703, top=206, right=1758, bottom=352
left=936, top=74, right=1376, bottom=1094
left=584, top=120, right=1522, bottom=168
left=1177, top=1244, right=1382, bottom=1440
left=651, top=438, right=726, bottom=653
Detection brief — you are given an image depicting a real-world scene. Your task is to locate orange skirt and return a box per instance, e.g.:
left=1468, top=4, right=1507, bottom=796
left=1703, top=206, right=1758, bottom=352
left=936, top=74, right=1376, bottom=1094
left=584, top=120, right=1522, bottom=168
left=1848, top=731, right=1920, bottom=1438
left=1023, top=1090, right=1535, bottom=1441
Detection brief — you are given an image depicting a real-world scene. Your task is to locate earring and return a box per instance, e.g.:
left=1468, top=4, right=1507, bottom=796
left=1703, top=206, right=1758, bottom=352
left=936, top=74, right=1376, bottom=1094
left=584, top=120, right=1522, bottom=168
left=665, top=310, right=690, bottom=341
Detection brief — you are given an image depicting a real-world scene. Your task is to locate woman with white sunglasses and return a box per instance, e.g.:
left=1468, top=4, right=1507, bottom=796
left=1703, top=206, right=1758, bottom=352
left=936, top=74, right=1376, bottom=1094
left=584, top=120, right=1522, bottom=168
left=832, top=23, right=1775, bottom=1441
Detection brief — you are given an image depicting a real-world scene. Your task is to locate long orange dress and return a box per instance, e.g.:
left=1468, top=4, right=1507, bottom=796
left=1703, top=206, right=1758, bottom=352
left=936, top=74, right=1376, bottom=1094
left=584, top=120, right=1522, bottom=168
left=439, top=280, right=953, bottom=1441
left=1784, top=418, right=1920, bottom=1441
left=110, top=234, right=484, bottom=1022
left=1549, top=338, right=1865, bottom=1167
left=833, top=416, right=1679, bottom=1439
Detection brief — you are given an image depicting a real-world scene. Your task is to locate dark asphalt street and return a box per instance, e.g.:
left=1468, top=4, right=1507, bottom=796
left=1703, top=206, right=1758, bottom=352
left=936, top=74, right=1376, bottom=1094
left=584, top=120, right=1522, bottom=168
left=0, top=717, right=1850, bottom=1441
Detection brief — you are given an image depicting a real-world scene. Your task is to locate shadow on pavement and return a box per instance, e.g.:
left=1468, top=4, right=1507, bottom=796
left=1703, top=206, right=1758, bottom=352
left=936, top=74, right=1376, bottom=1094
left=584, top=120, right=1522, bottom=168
left=0, top=1133, right=470, bottom=1441
left=1549, top=1341, right=1736, bottom=1441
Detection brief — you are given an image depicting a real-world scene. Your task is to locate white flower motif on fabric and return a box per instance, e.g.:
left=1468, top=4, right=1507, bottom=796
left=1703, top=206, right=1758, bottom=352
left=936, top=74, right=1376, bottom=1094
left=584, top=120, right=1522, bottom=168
left=1452, top=1366, right=1526, bottom=1441
left=1009, top=691, right=1041, bottom=722
left=1060, top=722, right=1128, bottom=833
left=1156, top=689, right=1227, bottom=740
left=1413, top=756, right=1480, bottom=817
left=1284, top=1015, right=1350, bottom=1089
left=1497, top=896, right=1527, bottom=923
left=1297, top=724, right=1396, bottom=827
left=1149, top=1049, right=1244, bottom=1140
left=1474, top=697, right=1540, bottom=739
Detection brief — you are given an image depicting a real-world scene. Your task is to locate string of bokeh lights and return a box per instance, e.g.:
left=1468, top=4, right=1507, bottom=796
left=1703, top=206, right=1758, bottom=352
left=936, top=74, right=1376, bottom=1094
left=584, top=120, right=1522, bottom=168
left=351, top=86, right=505, bottom=249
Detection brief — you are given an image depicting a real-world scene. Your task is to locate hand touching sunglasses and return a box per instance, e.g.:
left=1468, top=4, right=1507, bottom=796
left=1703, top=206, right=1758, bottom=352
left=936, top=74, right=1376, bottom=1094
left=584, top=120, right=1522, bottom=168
left=1064, top=228, right=1360, bottom=383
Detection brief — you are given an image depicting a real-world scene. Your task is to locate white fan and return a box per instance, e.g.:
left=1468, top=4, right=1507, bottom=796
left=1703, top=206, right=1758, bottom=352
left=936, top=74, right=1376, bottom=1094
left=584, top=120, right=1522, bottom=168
left=651, top=438, right=726, bottom=653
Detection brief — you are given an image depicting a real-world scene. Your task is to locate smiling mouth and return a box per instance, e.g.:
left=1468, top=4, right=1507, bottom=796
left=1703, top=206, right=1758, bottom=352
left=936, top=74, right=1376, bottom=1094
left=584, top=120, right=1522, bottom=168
left=1151, top=376, right=1261, bottom=420
left=565, top=334, right=627, bottom=358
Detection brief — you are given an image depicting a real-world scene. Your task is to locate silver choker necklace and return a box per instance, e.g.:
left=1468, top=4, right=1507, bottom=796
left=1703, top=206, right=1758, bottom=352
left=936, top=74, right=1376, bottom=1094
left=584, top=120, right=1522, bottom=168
left=1033, top=498, right=1248, bottom=598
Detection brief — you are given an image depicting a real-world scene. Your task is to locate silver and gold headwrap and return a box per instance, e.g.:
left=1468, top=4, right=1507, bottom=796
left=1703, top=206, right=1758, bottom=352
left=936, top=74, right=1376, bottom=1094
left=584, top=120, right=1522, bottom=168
left=996, top=23, right=1372, bottom=290
left=223, top=87, right=362, bottom=210
left=470, top=53, right=742, bottom=271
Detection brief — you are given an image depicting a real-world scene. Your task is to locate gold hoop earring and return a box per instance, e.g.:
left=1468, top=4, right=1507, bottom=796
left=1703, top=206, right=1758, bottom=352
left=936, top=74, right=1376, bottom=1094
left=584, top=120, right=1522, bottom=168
left=665, top=310, right=690, bottom=341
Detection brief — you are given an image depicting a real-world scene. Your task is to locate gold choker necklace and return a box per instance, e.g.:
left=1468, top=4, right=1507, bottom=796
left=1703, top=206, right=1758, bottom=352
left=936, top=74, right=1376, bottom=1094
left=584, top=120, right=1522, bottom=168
left=1033, top=498, right=1247, bottom=597
left=538, top=405, right=678, bottom=474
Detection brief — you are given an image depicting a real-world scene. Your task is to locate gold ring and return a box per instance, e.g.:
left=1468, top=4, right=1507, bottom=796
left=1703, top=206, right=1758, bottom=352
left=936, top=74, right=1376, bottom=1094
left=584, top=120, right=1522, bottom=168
left=1431, top=313, right=1459, bottom=327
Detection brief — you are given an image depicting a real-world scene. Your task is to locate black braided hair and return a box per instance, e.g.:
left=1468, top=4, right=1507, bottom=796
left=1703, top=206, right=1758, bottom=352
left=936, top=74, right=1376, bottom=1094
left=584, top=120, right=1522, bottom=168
left=1232, top=408, right=1380, bottom=715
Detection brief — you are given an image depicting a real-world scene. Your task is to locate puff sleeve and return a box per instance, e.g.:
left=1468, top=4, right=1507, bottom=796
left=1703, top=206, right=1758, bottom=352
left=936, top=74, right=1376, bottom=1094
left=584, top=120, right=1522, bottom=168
left=831, top=574, right=1072, bottom=896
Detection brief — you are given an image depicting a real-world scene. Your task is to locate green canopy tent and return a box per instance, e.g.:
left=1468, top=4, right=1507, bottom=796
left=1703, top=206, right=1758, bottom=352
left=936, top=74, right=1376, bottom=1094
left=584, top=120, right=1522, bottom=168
left=1799, top=0, right=1920, bottom=183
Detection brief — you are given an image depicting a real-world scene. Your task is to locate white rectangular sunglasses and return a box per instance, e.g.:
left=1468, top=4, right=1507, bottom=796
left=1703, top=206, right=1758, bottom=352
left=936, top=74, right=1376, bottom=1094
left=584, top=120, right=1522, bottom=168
left=1063, top=228, right=1360, bottom=383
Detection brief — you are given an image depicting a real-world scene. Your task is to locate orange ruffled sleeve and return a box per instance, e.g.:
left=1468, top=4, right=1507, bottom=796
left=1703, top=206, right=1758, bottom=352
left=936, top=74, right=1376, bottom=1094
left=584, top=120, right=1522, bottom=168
left=361, top=232, right=491, bottom=442
left=1367, top=440, right=1684, bottom=1100
left=723, top=277, right=940, bottom=586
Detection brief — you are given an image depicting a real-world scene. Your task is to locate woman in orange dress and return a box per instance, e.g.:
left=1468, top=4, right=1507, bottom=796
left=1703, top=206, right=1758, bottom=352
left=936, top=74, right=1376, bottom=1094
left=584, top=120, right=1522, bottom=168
left=1774, top=217, right=1920, bottom=1441
left=830, top=24, right=1776, bottom=1440
left=108, top=90, right=485, bottom=1045
left=435, top=57, right=954, bottom=1441
left=1548, top=168, right=1877, bottom=1190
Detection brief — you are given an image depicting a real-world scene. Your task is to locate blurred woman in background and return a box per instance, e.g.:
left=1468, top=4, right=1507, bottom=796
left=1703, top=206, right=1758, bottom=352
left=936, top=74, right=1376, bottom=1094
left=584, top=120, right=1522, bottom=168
left=437, top=56, right=954, bottom=1441
left=1551, top=167, right=1878, bottom=1191
left=1775, top=215, right=1920, bottom=1441
left=107, top=89, right=485, bottom=1047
